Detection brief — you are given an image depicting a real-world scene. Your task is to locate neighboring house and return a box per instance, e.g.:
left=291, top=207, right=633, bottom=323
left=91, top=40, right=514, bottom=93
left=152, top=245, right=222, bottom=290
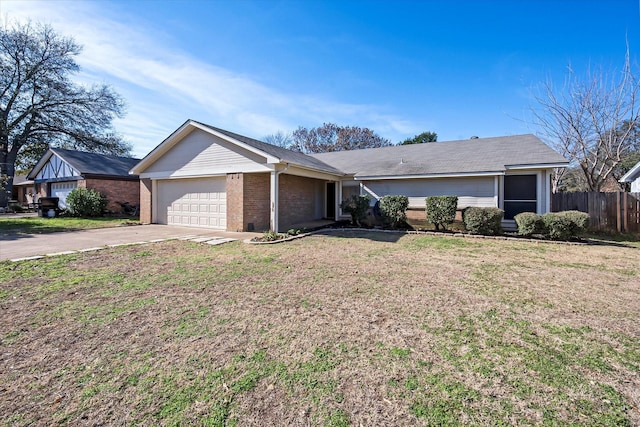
left=11, top=175, right=35, bottom=206
left=620, top=160, right=640, bottom=192
left=27, top=148, right=141, bottom=212
left=131, top=120, right=569, bottom=232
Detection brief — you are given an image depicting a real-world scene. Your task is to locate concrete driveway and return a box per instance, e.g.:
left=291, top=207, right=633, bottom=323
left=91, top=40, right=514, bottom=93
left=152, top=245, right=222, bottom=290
left=0, top=224, right=261, bottom=261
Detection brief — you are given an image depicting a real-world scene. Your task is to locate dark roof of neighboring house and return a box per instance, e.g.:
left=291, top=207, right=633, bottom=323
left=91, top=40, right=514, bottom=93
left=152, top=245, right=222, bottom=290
left=194, top=121, right=345, bottom=175
left=311, top=134, right=568, bottom=177
left=28, top=148, right=140, bottom=179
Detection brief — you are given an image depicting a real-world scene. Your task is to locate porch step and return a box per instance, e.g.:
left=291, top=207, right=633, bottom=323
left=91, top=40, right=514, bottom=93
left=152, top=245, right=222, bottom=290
left=501, top=220, right=517, bottom=232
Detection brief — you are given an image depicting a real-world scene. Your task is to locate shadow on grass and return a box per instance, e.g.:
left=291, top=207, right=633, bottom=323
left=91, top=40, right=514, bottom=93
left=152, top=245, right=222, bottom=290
left=313, top=228, right=406, bottom=243
left=584, top=232, right=640, bottom=249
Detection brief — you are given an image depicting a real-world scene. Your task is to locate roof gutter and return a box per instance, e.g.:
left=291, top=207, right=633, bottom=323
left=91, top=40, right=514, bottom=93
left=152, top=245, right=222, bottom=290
left=353, top=171, right=505, bottom=181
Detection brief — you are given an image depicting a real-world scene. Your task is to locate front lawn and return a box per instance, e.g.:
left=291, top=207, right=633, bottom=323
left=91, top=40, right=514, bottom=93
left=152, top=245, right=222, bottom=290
left=0, top=216, right=140, bottom=235
left=1, top=230, right=638, bottom=426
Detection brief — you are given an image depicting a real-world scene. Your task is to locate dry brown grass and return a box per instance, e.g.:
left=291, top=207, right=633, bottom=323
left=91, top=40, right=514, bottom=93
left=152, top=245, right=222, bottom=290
left=1, top=230, right=638, bottom=426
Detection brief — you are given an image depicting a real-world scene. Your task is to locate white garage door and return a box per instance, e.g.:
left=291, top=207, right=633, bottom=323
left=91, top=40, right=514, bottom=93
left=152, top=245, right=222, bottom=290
left=51, top=181, right=77, bottom=209
left=157, top=177, right=227, bottom=229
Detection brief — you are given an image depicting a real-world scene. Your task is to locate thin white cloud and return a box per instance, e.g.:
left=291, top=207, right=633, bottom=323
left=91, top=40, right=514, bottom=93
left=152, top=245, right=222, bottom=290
left=2, top=0, right=418, bottom=156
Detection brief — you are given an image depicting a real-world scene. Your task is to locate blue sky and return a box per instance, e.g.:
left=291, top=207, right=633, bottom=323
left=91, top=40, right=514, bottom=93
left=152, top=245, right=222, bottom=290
left=2, top=0, right=640, bottom=158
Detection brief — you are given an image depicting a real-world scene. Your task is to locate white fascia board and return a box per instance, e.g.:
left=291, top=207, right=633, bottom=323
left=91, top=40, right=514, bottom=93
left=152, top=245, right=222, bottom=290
left=139, top=163, right=273, bottom=180
left=285, top=164, right=344, bottom=180
left=505, top=163, right=569, bottom=170
left=26, top=149, right=55, bottom=179
left=190, top=122, right=281, bottom=164
left=620, top=161, right=640, bottom=182
left=354, top=171, right=504, bottom=181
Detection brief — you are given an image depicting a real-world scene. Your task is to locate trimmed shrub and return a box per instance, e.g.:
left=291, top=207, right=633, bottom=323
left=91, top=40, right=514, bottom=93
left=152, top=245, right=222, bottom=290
left=541, top=211, right=589, bottom=240
left=379, top=195, right=409, bottom=228
left=463, top=207, right=504, bottom=235
left=556, top=210, right=589, bottom=236
left=425, top=195, right=458, bottom=231
left=514, top=212, right=543, bottom=237
left=541, top=213, right=574, bottom=240
left=66, top=188, right=108, bottom=217
left=340, top=194, right=371, bottom=226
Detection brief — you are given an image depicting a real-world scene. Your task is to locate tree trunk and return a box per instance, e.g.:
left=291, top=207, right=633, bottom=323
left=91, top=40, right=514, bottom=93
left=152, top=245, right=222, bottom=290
left=0, top=149, right=18, bottom=208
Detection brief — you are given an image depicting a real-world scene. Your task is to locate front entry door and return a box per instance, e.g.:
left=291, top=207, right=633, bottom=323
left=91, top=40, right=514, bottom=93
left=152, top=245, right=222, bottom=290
left=326, top=182, right=336, bottom=219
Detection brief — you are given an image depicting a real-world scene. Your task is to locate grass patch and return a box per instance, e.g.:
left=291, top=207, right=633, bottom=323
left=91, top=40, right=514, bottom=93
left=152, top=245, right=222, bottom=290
left=0, top=216, right=139, bottom=235
left=1, top=232, right=638, bottom=425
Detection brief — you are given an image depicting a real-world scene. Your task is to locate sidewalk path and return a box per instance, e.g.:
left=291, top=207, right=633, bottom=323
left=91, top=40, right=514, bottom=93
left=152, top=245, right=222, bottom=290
left=0, top=224, right=260, bottom=261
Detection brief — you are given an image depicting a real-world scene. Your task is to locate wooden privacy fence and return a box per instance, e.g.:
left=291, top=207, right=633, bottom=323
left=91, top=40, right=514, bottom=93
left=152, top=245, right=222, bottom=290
left=551, top=192, right=640, bottom=233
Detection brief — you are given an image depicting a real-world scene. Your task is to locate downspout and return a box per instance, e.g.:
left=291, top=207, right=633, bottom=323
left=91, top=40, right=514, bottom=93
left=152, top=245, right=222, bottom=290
left=279, top=163, right=291, bottom=175
left=270, top=163, right=290, bottom=232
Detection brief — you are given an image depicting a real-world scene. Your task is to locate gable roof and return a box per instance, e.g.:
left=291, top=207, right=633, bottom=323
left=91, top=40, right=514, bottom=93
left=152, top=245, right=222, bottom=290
left=193, top=121, right=344, bottom=175
left=311, top=134, right=568, bottom=178
left=131, top=120, right=344, bottom=176
left=619, top=160, right=640, bottom=183
left=132, top=121, right=568, bottom=179
left=28, top=148, right=140, bottom=180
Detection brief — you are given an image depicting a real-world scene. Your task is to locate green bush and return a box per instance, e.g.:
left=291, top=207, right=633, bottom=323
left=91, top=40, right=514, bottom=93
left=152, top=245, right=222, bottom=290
left=556, top=210, right=589, bottom=235
left=286, top=228, right=306, bottom=236
left=379, top=195, right=409, bottom=228
left=514, top=212, right=543, bottom=237
left=340, top=194, right=371, bottom=226
left=9, top=202, right=25, bottom=213
left=541, top=213, right=574, bottom=240
left=261, top=229, right=282, bottom=241
left=425, top=196, right=458, bottom=231
left=463, top=207, right=504, bottom=235
left=541, top=211, right=589, bottom=240
left=66, top=188, right=108, bottom=217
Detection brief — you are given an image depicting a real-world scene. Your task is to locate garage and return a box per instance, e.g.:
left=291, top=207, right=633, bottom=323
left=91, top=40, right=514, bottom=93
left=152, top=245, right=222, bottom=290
left=51, top=181, right=78, bottom=209
left=156, top=177, right=227, bottom=229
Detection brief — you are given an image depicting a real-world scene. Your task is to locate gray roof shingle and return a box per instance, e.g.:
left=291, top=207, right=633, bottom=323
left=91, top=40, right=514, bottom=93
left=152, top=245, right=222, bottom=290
left=194, top=121, right=344, bottom=175
left=50, top=148, right=140, bottom=177
left=310, top=134, right=567, bottom=177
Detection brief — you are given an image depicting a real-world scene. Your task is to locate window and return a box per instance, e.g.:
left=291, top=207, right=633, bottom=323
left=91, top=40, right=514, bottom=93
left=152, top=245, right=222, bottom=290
left=503, top=175, right=537, bottom=220
left=340, top=182, right=360, bottom=215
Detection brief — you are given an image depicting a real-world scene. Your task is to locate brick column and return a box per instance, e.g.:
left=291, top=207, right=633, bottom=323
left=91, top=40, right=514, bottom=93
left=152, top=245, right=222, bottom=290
left=226, top=173, right=244, bottom=231
left=139, top=179, right=152, bottom=223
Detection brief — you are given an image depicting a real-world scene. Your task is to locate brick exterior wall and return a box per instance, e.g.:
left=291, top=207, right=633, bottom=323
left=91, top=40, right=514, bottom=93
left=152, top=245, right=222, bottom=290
left=33, top=178, right=140, bottom=214
left=83, top=178, right=140, bottom=213
left=243, top=173, right=270, bottom=232
left=227, top=173, right=271, bottom=231
left=139, top=179, right=152, bottom=224
left=278, top=174, right=321, bottom=230
left=226, top=173, right=244, bottom=231
left=225, top=172, right=270, bottom=232
left=147, top=172, right=321, bottom=232
left=406, top=207, right=424, bottom=221
left=407, top=207, right=463, bottom=222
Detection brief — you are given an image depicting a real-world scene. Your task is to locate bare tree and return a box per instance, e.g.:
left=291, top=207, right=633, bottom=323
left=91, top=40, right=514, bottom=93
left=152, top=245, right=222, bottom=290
left=0, top=22, right=127, bottom=206
left=291, top=123, right=392, bottom=154
left=263, top=131, right=293, bottom=149
left=532, top=49, right=640, bottom=192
